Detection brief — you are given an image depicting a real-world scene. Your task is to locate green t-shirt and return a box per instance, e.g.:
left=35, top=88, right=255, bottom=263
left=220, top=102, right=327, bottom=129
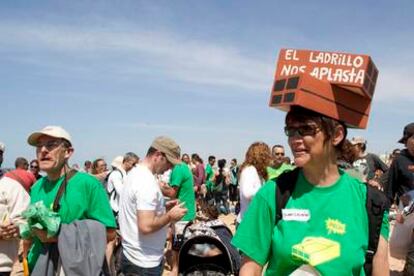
left=267, top=163, right=294, bottom=180
left=205, top=164, right=214, bottom=191
left=28, top=172, right=117, bottom=270
left=232, top=170, right=389, bottom=276
left=170, top=162, right=196, bottom=221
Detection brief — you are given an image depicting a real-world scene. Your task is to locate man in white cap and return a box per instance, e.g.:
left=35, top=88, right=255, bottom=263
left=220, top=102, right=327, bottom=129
left=118, top=136, right=187, bottom=275
left=0, top=142, right=5, bottom=178
left=105, top=152, right=138, bottom=274
left=25, top=126, right=117, bottom=272
left=351, top=136, right=388, bottom=183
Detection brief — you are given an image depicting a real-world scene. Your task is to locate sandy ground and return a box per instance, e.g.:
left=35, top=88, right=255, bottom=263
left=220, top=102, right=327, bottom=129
left=163, top=213, right=407, bottom=276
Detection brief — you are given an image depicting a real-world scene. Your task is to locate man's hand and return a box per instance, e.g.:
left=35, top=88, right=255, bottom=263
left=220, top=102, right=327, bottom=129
left=396, top=213, right=405, bottom=224
left=368, top=179, right=383, bottom=191
left=0, top=222, right=19, bottom=240
left=167, top=202, right=187, bottom=223
left=33, top=229, right=58, bottom=243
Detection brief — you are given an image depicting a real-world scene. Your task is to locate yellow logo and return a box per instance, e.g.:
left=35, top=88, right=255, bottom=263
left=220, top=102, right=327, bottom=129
left=325, top=218, right=346, bottom=235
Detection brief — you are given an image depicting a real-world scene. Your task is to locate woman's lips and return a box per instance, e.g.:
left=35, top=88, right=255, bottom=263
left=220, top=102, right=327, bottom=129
left=293, top=149, right=307, bottom=157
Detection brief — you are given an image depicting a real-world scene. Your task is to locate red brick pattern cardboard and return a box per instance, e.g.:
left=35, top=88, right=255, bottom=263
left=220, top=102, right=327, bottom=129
left=275, top=49, right=378, bottom=98
left=269, top=73, right=371, bottom=128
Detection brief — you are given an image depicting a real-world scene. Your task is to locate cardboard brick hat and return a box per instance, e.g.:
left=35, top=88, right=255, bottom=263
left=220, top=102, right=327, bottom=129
left=268, top=49, right=379, bottom=129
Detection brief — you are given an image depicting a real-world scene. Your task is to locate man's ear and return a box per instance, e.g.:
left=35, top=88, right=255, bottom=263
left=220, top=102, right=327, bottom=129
left=332, top=124, right=345, bottom=146
left=64, top=147, right=74, bottom=160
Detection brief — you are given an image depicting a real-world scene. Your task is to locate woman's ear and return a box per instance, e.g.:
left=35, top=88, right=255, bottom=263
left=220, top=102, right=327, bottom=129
left=332, top=124, right=345, bottom=146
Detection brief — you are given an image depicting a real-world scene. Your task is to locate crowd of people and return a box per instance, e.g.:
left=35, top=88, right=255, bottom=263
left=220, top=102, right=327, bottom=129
left=0, top=120, right=413, bottom=275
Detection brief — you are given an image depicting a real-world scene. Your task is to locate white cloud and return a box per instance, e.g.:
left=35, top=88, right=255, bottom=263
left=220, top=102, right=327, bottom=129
left=1, top=21, right=413, bottom=101
left=374, top=66, right=414, bottom=102
left=121, top=121, right=262, bottom=135
left=0, top=21, right=273, bottom=92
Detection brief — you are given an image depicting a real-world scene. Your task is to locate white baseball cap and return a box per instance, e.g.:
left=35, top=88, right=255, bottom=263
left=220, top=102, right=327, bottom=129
left=350, top=136, right=367, bottom=145
left=111, top=156, right=124, bottom=170
left=0, top=141, right=5, bottom=152
left=27, top=126, right=72, bottom=146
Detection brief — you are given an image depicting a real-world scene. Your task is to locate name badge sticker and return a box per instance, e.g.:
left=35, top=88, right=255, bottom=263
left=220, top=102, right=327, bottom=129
left=282, top=209, right=310, bottom=222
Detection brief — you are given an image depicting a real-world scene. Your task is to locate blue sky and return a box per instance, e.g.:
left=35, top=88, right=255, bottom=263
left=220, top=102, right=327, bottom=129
left=1, top=1, right=413, bottom=167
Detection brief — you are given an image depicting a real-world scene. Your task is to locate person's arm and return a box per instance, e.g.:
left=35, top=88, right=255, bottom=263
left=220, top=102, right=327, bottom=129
left=225, top=171, right=231, bottom=186
left=372, top=236, right=389, bottom=276
left=239, top=256, right=263, bottom=276
left=376, top=155, right=389, bottom=173
left=34, top=226, right=116, bottom=243
left=137, top=202, right=187, bottom=234
left=168, top=165, right=184, bottom=198
left=32, top=229, right=58, bottom=243
left=386, top=161, right=399, bottom=204
left=106, top=228, right=116, bottom=242
left=160, top=183, right=178, bottom=198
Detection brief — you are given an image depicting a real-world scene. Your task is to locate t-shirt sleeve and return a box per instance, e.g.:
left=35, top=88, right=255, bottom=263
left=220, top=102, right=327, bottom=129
left=170, top=166, right=184, bottom=188
left=9, top=182, right=30, bottom=223
left=380, top=210, right=389, bottom=240
left=232, top=184, right=275, bottom=266
left=239, top=167, right=262, bottom=200
left=86, top=178, right=117, bottom=228
left=386, top=160, right=399, bottom=203
left=135, top=178, right=159, bottom=211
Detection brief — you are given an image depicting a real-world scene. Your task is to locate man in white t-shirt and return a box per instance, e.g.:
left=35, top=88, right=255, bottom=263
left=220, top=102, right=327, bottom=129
left=118, top=136, right=187, bottom=275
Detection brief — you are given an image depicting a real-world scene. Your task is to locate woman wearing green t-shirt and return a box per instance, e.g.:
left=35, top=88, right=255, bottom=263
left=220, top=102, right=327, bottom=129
left=232, top=106, right=389, bottom=276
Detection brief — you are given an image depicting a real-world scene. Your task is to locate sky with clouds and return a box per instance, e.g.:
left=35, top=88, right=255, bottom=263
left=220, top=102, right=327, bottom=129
left=1, top=0, right=413, bottom=167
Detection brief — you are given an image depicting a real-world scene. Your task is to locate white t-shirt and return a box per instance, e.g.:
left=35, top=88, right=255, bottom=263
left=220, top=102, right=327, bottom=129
left=106, top=168, right=126, bottom=213
left=118, top=164, right=167, bottom=268
left=237, top=165, right=264, bottom=223
left=0, top=177, right=30, bottom=272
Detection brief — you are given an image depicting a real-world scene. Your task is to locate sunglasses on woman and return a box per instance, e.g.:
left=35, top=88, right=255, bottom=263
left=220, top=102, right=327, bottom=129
left=284, top=124, right=321, bottom=137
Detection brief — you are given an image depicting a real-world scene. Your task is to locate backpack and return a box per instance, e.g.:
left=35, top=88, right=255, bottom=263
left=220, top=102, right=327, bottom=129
left=273, top=168, right=389, bottom=276
left=105, top=168, right=124, bottom=217
left=213, top=171, right=226, bottom=193
left=178, top=220, right=241, bottom=275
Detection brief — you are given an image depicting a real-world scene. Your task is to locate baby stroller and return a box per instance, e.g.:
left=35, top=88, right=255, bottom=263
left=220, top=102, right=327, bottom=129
left=178, top=220, right=241, bottom=276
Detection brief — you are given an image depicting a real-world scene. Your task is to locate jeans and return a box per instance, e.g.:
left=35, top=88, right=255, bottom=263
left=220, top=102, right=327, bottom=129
left=121, top=252, right=163, bottom=276
left=214, top=191, right=229, bottom=215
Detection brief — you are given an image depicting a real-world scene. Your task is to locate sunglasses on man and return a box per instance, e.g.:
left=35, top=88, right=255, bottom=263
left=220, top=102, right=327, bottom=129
left=35, top=140, right=66, bottom=151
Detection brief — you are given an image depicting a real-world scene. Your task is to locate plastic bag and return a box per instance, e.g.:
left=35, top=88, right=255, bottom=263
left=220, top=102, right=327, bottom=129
left=19, top=201, right=61, bottom=239
left=389, top=213, right=414, bottom=260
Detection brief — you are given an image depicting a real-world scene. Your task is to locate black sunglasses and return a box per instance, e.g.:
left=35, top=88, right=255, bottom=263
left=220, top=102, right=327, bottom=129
left=284, top=125, right=321, bottom=137
left=36, top=140, right=65, bottom=151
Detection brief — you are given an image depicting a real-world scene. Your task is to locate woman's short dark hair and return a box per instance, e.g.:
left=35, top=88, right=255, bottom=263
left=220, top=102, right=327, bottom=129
left=191, top=153, right=203, bottom=163
left=218, top=159, right=226, bottom=169
left=15, top=157, right=29, bottom=169
left=286, top=106, right=348, bottom=155
left=91, top=158, right=105, bottom=174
